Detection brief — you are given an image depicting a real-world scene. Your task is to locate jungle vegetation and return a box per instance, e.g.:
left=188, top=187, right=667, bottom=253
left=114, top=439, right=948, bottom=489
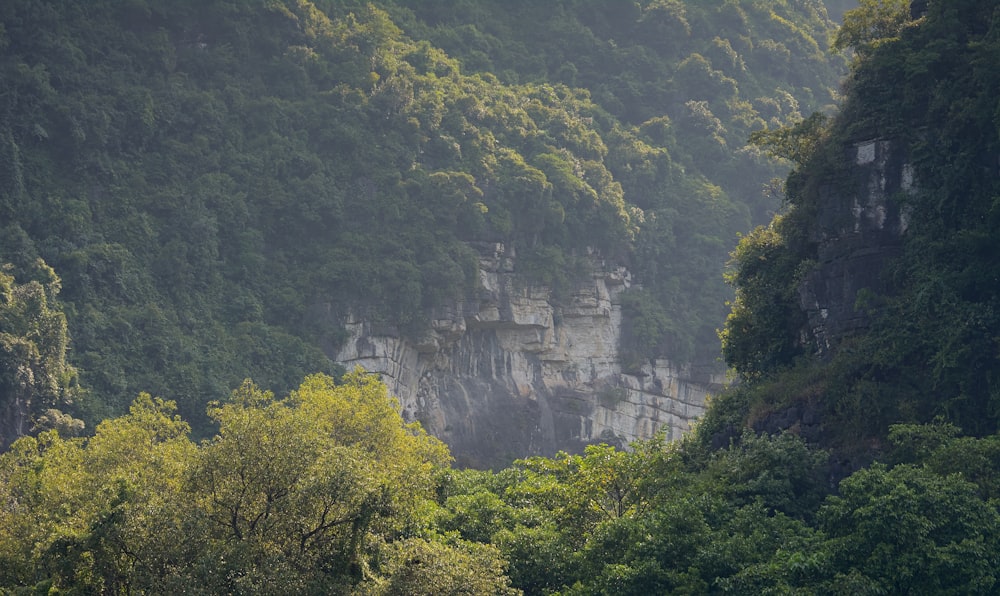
left=6, top=0, right=1000, bottom=593
left=3, top=374, right=998, bottom=593
left=0, top=0, right=846, bottom=435
left=715, top=0, right=1000, bottom=446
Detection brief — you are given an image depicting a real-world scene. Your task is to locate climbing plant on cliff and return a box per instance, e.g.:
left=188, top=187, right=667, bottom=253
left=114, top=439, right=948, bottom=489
left=721, top=111, right=843, bottom=382
left=851, top=0, right=1000, bottom=435
left=720, top=220, right=806, bottom=381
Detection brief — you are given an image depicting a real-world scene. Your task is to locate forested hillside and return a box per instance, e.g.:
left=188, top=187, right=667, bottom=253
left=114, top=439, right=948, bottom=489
left=0, top=0, right=846, bottom=439
left=387, top=0, right=847, bottom=369
left=712, top=0, right=1000, bottom=451
left=6, top=1, right=1000, bottom=593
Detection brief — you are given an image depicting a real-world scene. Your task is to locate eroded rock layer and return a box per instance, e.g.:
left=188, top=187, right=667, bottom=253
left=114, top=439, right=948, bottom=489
left=336, top=244, right=723, bottom=468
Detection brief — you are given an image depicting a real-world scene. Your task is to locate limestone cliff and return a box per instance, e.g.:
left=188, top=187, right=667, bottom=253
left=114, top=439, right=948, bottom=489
left=336, top=243, right=723, bottom=468
left=746, top=137, right=918, bottom=452
left=799, top=138, right=913, bottom=353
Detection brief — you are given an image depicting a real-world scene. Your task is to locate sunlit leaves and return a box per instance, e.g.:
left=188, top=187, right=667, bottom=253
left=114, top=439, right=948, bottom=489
left=0, top=261, right=81, bottom=448
left=747, top=111, right=830, bottom=168
left=0, top=371, right=458, bottom=592
left=371, top=537, right=519, bottom=596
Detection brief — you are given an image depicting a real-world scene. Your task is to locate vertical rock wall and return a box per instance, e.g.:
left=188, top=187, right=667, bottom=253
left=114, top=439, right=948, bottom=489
left=335, top=244, right=724, bottom=468
left=799, top=139, right=914, bottom=353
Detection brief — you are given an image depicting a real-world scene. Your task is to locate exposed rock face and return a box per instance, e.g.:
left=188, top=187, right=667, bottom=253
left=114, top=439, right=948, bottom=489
left=336, top=244, right=724, bottom=468
left=799, top=139, right=913, bottom=353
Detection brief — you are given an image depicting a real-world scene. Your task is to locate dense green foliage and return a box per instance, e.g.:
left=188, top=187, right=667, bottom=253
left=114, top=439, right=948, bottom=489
left=4, top=376, right=998, bottom=593
left=719, top=0, right=1000, bottom=443
left=0, top=0, right=846, bottom=433
left=0, top=262, right=82, bottom=448
left=8, top=1, right=1000, bottom=593
left=0, top=371, right=524, bottom=594
left=842, top=0, right=1000, bottom=436
left=387, top=0, right=847, bottom=361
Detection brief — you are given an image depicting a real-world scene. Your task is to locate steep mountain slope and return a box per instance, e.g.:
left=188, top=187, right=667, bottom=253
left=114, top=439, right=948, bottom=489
left=709, top=0, right=1000, bottom=457
left=0, top=1, right=845, bottom=458
left=12, top=5, right=1000, bottom=592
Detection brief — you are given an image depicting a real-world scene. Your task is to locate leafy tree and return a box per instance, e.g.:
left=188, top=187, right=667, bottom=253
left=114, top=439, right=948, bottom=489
left=704, top=430, right=830, bottom=521
left=370, top=537, right=519, bottom=596
left=833, top=0, right=911, bottom=57
left=720, top=221, right=809, bottom=381
left=818, top=463, right=1000, bottom=594
left=747, top=111, right=831, bottom=171
left=185, top=370, right=451, bottom=591
left=0, top=394, right=194, bottom=592
left=0, top=260, right=82, bottom=448
left=0, top=371, right=467, bottom=593
left=889, top=422, right=1000, bottom=501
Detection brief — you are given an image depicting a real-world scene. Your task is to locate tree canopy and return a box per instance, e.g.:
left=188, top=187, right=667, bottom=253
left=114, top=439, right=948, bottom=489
left=0, top=371, right=525, bottom=593
left=5, top=377, right=1000, bottom=593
